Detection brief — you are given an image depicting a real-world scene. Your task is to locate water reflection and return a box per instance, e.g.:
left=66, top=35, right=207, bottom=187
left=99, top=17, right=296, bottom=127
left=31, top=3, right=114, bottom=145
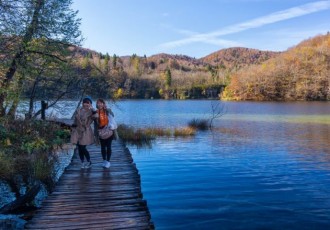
left=125, top=101, right=330, bottom=229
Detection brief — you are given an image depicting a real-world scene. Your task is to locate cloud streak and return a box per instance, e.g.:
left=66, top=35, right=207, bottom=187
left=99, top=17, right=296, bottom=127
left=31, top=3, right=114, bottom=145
left=159, top=1, right=330, bottom=49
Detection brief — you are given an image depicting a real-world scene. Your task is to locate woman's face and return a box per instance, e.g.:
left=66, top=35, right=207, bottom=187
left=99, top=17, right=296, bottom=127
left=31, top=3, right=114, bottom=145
left=97, top=101, right=104, bottom=109
left=83, top=101, right=91, bottom=109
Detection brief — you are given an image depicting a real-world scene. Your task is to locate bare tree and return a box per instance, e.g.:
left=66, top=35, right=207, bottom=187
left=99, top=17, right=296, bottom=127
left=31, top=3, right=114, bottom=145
left=209, top=101, right=226, bottom=129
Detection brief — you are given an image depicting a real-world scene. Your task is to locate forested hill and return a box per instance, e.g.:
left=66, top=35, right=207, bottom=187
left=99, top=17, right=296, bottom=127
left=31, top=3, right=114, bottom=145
left=68, top=45, right=280, bottom=100
left=9, top=33, right=328, bottom=101
left=72, top=46, right=279, bottom=74
left=200, top=47, right=280, bottom=70
left=69, top=33, right=329, bottom=101
left=222, top=33, right=330, bottom=101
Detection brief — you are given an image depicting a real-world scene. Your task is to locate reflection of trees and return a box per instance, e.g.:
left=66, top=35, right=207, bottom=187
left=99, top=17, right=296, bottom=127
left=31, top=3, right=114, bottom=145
left=293, top=123, right=330, bottom=156
left=211, top=120, right=330, bottom=169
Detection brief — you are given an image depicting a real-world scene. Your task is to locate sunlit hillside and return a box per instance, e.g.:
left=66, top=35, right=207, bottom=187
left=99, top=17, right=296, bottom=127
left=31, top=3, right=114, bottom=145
left=222, top=33, right=330, bottom=101
left=200, top=47, right=280, bottom=70
left=69, top=44, right=280, bottom=99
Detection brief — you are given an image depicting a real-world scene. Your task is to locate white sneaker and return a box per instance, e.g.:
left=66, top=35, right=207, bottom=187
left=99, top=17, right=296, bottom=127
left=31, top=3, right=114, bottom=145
left=85, top=161, right=92, bottom=168
left=81, top=162, right=85, bottom=169
left=102, top=160, right=107, bottom=168
left=104, top=161, right=111, bottom=169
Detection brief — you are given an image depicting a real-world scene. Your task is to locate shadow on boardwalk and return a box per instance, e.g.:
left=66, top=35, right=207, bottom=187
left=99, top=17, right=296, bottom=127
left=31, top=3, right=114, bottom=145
left=25, top=141, right=154, bottom=230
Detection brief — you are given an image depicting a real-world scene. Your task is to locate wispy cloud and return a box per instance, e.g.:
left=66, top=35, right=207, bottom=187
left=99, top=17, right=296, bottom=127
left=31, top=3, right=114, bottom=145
left=159, top=1, right=330, bottom=49
left=160, top=25, right=244, bottom=47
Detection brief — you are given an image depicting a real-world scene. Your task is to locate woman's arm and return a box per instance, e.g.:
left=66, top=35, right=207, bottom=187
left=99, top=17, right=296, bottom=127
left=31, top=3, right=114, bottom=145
left=108, top=108, right=114, bottom=117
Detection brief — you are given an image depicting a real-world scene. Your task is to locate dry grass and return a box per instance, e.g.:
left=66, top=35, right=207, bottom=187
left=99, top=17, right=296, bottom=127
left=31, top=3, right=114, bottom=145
left=117, top=124, right=197, bottom=147
left=117, top=124, right=155, bottom=147
left=174, top=127, right=196, bottom=137
left=144, top=127, right=172, bottom=137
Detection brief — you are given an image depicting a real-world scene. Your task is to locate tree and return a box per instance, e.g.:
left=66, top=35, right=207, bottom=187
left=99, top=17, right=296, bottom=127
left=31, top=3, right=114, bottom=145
left=0, top=0, right=82, bottom=116
left=114, top=88, right=124, bottom=99
left=23, top=58, right=83, bottom=119
left=112, top=54, right=118, bottom=69
left=103, top=53, right=110, bottom=73
left=132, top=55, right=141, bottom=76
left=165, top=68, right=172, bottom=89
left=208, top=101, right=226, bottom=128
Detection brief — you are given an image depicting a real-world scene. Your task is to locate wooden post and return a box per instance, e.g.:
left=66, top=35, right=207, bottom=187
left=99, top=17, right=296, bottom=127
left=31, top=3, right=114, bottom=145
left=41, top=100, right=48, bottom=120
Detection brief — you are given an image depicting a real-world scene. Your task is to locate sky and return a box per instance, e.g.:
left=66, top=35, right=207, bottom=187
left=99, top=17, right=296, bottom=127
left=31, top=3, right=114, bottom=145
left=72, top=0, right=330, bottom=58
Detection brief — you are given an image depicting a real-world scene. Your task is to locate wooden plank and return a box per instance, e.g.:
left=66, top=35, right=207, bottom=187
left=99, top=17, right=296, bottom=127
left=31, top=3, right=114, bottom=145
left=26, top=140, right=154, bottom=229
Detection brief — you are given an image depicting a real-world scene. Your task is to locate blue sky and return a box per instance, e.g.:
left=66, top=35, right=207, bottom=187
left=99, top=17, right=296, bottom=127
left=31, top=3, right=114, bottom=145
left=72, top=0, right=330, bottom=58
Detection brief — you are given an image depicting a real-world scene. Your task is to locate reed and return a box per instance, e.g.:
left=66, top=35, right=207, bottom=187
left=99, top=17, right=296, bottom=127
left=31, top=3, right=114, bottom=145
left=117, top=124, right=155, bottom=147
left=174, top=127, right=196, bottom=137
left=144, top=127, right=172, bottom=137
left=117, top=124, right=199, bottom=146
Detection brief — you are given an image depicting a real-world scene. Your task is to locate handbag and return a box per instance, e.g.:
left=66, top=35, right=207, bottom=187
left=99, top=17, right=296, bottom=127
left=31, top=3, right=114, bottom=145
left=98, top=126, right=113, bottom=139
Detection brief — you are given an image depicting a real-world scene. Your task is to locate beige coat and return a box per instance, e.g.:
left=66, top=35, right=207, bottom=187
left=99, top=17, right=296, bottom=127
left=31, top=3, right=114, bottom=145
left=70, top=107, right=95, bottom=145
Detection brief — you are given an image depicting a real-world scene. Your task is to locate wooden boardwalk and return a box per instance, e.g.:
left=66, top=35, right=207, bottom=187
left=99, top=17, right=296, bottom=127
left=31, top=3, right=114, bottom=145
left=25, top=141, right=154, bottom=230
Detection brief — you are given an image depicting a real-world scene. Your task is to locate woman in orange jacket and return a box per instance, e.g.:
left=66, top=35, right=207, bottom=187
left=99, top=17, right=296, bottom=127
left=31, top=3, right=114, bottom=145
left=96, top=98, right=114, bottom=168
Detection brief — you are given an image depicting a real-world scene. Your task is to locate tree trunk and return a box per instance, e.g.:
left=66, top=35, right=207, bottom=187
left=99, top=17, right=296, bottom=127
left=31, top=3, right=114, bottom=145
left=0, top=0, right=45, bottom=116
left=0, top=183, right=41, bottom=214
left=7, top=97, right=19, bottom=118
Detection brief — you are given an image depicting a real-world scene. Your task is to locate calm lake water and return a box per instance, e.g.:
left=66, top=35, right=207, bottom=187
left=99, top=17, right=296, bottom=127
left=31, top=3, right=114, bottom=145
left=16, top=100, right=330, bottom=229
left=113, top=100, right=330, bottom=230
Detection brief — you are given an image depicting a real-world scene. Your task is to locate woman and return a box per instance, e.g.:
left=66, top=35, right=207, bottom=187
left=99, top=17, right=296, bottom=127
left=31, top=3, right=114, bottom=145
left=96, top=98, right=114, bottom=169
left=71, top=96, right=96, bottom=169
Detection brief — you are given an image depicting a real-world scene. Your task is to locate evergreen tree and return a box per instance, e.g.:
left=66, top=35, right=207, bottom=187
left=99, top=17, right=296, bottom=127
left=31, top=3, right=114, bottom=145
left=112, top=54, right=117, bottom=69
left=165, top=68, right=172, bottom=89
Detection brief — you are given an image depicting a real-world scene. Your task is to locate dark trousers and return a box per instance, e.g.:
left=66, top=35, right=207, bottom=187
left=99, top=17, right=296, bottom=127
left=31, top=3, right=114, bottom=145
left=77, top=144, right=91, bottom=162
left=100, top=135, right=113, bottom=161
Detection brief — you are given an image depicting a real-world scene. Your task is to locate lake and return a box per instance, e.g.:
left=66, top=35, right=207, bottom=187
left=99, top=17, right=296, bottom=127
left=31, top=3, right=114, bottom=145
left=113, top=100, right=330, bottom=229
left=16, top=100, right=330, bottom=229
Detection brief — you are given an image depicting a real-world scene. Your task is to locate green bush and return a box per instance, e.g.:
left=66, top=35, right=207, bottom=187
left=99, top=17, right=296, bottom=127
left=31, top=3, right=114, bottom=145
left=0, top=118, right=68, bottom=198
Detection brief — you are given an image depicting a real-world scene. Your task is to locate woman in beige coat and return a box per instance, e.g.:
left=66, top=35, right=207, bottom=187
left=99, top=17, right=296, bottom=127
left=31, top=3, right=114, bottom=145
left=71, top=96, right=96, bottom=169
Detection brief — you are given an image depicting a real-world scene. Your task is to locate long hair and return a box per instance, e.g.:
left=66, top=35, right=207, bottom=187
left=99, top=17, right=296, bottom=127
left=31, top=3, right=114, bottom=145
left=96, top=98, right=109, bottom=115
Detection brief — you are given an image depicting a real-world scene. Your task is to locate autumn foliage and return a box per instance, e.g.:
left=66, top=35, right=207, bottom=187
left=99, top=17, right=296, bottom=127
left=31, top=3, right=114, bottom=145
left=222, top=33, right=330, bottom=101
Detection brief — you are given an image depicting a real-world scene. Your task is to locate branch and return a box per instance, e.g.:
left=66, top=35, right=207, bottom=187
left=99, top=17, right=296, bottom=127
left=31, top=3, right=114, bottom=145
left=26, top=49, right=67, bottom=62
left=209, top=101, right=226, bottom=129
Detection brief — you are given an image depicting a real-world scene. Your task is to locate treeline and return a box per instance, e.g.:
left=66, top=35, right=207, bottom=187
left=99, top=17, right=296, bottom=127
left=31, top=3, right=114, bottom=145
left=68, top=49, right=226, bottom=100
left=62, top=45, right=280, bottom=100
left=222, top=33, right=330, bottom=101
left=71, top=33, right=330, bottom=102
